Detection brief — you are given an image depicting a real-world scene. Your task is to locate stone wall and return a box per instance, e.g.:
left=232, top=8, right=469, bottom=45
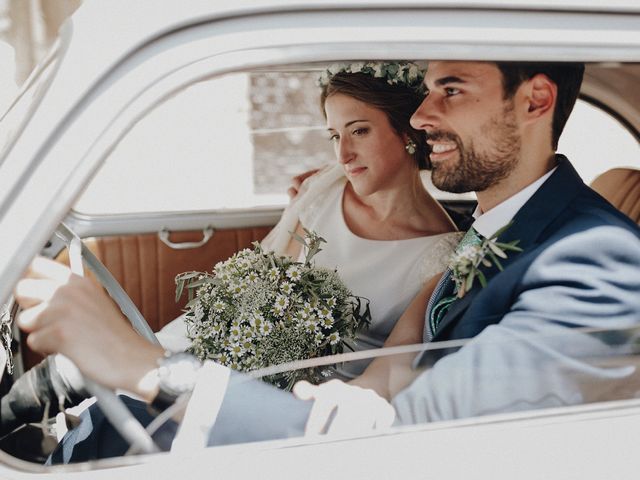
left=250, top=72, right=333, bottom=194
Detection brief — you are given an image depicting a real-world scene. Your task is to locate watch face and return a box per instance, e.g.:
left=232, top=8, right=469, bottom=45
left=158, top=353, right=201, bottom=396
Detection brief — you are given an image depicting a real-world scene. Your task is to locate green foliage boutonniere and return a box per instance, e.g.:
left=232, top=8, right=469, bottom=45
left=449, top=223, right=523, bottom=298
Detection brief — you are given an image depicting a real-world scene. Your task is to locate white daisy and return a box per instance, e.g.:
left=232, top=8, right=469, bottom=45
left=300, top=302, right=313, bottom=319
left=250, top=312, right=265, bottom=328
left=286, top=265, right=302, bottom=282
left=328, top=63, right=344, bottom=75
left=260, top=321, right=273, bottom=336
left=212, top=300, right=225, bottom=313
left=275, top=294, right=289, bottom=309
left=228, top=342, right=246, bottom=357
left=350, top=62, right=365, bottom=73
left=320, top=316, right=334, bottom=328
left=280, top=281, right=294, bottom=295
left=267, top=267, right=280, bottom=282
left=229, top=325, right=242, bottom=340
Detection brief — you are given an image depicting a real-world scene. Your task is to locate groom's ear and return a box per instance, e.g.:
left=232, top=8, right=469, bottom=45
left=522, top=73, right=557, bottom=121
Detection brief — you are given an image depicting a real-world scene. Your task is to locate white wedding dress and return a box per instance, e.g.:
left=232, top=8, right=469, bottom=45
left=157, top=164, right=460, bottom=377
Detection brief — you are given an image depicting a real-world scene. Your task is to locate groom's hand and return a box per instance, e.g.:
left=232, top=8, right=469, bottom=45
left=287, top=168, right=320, bottom=199
left=14, top=257, right=163, bottom=395
left=293, top=379, right=395, bottom=436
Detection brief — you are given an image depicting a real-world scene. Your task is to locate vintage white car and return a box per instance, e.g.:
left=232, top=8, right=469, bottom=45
left=0, top=0, right=639, bottom=478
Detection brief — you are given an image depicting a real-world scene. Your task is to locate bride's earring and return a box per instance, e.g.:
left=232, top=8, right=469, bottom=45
left=405, top=139, right=417, bottom=155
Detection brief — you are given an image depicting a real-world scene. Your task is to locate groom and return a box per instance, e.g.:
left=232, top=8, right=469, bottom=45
left=14, top=61, right=640, bottom=458
left=390, top=61, right=640, bottom=422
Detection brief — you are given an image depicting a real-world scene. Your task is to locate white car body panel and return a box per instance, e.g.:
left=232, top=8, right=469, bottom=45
left=0, top=1, right=638, bottom=478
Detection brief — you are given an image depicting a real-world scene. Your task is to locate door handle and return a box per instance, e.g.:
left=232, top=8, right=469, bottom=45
left=159, top=226, right=215, bottom=250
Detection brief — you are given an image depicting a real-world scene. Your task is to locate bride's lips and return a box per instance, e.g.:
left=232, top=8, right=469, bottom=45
left=428, top=141, right=458, bottom=162
left=345, top=166, right=367, bottom=176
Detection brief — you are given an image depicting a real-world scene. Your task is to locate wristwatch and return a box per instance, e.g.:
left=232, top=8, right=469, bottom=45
left=150, top=351, right=202, bottom=413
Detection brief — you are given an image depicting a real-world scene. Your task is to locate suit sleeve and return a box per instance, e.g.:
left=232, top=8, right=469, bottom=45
left=392, top=225, right=640, bottom=425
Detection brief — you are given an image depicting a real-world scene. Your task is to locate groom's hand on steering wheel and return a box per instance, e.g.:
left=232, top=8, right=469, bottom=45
left=14, top=257, right=164, bottom=397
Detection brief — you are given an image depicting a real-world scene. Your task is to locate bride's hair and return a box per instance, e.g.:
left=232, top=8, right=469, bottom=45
left=320, top=72, right=430, bottom=169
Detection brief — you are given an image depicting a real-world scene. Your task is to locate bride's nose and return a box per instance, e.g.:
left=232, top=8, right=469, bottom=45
left=337, top=137, right=355, bottom=164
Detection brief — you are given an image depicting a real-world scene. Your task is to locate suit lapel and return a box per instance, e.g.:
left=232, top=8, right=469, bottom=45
left=431, top=157, right=586, bottom=340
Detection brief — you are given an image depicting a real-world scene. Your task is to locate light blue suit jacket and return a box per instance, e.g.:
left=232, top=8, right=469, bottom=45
left=395, top=157, right=640, bottom=423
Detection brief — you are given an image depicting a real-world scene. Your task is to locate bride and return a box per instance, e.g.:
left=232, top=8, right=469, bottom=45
left=158, top=61, right=461, bottom=378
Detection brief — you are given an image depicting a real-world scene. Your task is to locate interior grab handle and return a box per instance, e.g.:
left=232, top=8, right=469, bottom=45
left=159, top=227, right=215, bottom=250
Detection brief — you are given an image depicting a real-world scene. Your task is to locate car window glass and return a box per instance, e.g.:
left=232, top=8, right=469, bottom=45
left=5, top=64, right=640, bottom=470
left=74, top=70, right=475, bottom=215
left=74, top=76, right=639, bottom=217
left=74, top=72, right=331, bottom=214
left=268, top=324, right=640, bottom=425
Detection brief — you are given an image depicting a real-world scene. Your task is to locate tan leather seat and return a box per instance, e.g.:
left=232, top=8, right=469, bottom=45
left=591, top=168, right=640, bottom=224
left=58, top=226, right=272, bottom=330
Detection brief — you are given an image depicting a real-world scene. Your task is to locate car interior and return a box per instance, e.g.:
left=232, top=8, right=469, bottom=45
left=0, top=60, right=639, bottom=467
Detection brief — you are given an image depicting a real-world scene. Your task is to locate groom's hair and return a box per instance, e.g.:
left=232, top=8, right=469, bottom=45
left=494, top=62, right=585, bottom=150
left=320, top=72, right=430, bottom=169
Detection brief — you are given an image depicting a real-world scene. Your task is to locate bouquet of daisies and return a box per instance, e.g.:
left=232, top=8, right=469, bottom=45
left=175, top=230, right=370, bottom=390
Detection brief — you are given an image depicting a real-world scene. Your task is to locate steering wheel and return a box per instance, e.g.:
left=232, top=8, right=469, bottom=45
left=51, top=223, right=162, bottom=454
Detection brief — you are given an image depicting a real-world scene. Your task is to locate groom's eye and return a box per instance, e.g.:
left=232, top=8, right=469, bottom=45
left=445, top=87, right=460, bottom=96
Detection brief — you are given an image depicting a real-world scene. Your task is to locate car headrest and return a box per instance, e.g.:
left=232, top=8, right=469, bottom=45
left=590, top=168, right=640, bottom=225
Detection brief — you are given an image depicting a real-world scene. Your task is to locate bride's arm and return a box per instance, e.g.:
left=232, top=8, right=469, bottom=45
left=348, top=273, right=440, bottom=400
left=283, top=221, right=305, bottom=259
left=262, top=168, right=326, bottom=256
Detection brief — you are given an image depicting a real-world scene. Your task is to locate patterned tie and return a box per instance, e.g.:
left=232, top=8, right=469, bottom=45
left=425, top=227, right=483, bottom=340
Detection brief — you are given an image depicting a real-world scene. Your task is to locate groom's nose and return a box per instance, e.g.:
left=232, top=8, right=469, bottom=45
left=411, top=94, right=441, bottom=132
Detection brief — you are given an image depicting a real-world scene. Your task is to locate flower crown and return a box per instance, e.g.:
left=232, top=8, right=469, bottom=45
left=317, top=61, right=425, bottom=89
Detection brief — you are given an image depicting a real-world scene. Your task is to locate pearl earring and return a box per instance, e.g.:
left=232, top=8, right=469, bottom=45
left=405, top=140, right=417, bottom=155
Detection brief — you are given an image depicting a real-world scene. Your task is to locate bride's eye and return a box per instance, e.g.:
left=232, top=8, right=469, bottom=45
left=352, top=127, right=369, bottom=136
left=328, top=133, right=339, bottom=142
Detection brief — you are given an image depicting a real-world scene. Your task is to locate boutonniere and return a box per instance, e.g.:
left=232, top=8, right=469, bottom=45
left=449, top=223, right=523, bottom=298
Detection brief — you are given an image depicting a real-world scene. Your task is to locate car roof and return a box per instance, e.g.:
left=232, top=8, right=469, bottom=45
left=54, top=0, right=640, bottom=85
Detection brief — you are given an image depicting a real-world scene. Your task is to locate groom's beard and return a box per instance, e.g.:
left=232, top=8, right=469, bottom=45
left=428, top=102, right=521, bottom=194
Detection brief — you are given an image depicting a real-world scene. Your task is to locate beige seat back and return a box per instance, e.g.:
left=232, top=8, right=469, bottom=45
left=590, top=168, right=640, bottom=224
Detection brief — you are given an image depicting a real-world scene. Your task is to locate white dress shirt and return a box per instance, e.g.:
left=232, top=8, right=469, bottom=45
left=471, top=167, right=555, bottom=238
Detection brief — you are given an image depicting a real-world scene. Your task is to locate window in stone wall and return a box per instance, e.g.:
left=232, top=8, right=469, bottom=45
left=250, top=72, right=330, bottom=195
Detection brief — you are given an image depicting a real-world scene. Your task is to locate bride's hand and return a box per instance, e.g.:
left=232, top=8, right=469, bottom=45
left=293, top=379, right=395, bottom=436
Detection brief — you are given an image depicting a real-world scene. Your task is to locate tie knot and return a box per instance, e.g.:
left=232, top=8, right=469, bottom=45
left=456, top=227, right=483, bottom=252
